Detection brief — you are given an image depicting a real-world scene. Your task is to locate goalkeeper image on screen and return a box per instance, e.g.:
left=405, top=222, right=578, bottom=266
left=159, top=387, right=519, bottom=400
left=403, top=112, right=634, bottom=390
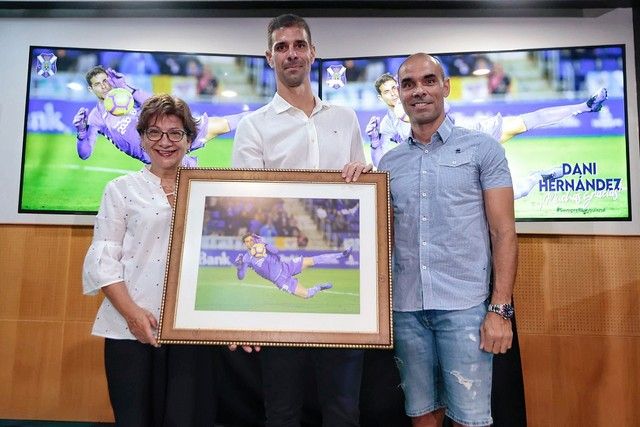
left=234, top=233, right=352, bottom=299
left=366, top=73, right=608, bottom=199
left=72, top=65, right=246, bottom=166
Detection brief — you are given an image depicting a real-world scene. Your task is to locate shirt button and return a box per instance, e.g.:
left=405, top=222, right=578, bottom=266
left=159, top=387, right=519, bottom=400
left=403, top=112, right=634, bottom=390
left=422, top=192, right=427, bottom=197
left=422, top=216, right=427, bottom=221
left=424, top=150, right=429, bottom=154
left=422, top=170, right=427, bottom=174
left=422, top=265, right=427, bottom=270
left=422, top=241, right=427, bottom=246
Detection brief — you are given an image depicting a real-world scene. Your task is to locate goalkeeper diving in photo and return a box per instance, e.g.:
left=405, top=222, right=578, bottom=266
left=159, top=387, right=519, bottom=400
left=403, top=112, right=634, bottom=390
left=366, top=72, right=609, bottom=199
left=234, top=233, right=352, bottom=299
left=72, top=65, right=247, bottom=166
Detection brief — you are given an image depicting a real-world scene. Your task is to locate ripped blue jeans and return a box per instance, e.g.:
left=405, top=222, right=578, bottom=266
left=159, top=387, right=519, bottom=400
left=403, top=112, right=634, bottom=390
left=393, top=303, right=493, bottom=426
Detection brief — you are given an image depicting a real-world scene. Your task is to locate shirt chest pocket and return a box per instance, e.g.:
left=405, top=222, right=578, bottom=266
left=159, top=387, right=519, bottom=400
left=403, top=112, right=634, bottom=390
left=436, top=150, right=476, bottom=192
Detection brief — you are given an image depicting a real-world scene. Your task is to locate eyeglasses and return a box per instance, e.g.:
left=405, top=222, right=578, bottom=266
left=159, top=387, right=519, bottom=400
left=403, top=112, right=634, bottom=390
left=144, top=128, right=187, bottom=143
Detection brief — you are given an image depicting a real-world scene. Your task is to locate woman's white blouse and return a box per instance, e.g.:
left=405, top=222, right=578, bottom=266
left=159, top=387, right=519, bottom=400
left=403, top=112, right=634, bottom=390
left=83, top=167, right=173, bottom=340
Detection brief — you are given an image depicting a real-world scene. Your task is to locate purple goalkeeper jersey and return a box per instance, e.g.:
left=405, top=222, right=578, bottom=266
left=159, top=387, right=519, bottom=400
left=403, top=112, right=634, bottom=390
left=78, top=92, right=209, bottom=164
left=86, top=102, right=150, bottom=162
left=238, top=246, right=303, bottom=288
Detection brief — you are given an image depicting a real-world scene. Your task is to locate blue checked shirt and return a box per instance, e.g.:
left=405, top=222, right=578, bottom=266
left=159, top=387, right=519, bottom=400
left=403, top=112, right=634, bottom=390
left=378, top=116, right=512, bottom=311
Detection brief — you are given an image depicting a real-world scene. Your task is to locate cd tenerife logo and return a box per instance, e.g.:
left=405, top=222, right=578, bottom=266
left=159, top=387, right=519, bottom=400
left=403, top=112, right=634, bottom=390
left=36, top=52, right=57, bottom=78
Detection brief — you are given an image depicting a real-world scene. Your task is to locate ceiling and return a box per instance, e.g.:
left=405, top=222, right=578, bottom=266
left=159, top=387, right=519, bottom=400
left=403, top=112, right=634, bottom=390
left=0, top=0, right=635, bottom=18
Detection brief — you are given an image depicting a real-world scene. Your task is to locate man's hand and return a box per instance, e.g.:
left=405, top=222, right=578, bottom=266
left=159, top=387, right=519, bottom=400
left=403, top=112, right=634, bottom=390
left=228, top=344, right=261, bottom=353
left=125, top=306, right=159, bottom=347
left=480, top=312, right=513, bottom=354
left=342, top=161, right=373, bottom=183
left=106, top=67, right=130, bottom=90
left=73, top=108, right=89, bottom=139
left=365, top=116, right=381, bottom=148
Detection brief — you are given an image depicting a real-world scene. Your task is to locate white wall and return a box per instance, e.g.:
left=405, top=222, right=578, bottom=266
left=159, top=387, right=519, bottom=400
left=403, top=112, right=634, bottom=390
left=1, top=9, right=637, bottom=234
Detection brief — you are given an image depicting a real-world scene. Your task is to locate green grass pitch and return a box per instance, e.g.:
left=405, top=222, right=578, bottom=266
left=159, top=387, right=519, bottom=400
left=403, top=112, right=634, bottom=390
left=21, top=132, right=629, bottom=219
left=20, top=132, right=234, bottom=212
left=504, top=134, right=628, bottom=219
left=195, top=266, right=360, bottom=314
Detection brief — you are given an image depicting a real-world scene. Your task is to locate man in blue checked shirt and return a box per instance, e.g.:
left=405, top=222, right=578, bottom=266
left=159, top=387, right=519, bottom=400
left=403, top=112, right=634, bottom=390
left=377, top=53, right=518, bottom=427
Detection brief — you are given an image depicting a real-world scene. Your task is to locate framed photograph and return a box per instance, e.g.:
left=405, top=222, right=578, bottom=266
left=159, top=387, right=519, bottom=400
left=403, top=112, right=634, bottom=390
left=158, top=168, right=392, bottom=348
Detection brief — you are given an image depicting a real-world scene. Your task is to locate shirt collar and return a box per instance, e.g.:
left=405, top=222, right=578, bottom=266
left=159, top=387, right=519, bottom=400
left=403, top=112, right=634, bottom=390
left=407, top=115, right=454, bottom=147
left=141, top=165, right=161, bottom=184
left=271, top=92, right=328, bottom=116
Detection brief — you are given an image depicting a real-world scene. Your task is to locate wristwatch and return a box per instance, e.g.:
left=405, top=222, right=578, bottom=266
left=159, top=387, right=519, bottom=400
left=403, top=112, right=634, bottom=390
left=488, top=303, right=514, bottom=320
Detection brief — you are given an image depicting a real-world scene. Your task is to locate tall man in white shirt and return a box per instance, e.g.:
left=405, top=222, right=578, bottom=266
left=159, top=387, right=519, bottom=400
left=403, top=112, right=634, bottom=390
left=232, top=14, right=370, bottom=427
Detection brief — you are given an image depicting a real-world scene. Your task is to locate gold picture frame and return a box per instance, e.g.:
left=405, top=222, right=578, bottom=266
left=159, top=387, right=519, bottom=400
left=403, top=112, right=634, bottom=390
left=158, top=168, right=392, bottom=348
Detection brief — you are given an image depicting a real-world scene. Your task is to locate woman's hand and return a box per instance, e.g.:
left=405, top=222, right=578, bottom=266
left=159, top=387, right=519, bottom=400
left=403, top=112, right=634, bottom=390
left=125, top=306, right=159, bottom=347
left=228, top=344, right=261, bottom=353
left=102, top=282, right=160, bottom=347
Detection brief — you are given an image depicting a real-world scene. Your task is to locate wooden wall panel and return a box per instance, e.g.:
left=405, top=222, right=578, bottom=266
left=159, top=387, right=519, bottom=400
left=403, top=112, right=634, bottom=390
left=57, top=321, right=112, bottom=420
left=0, top=321, right=18, bottom=412
left=1, top=224, right=640, bottom=425
left=514, top=234, right=640, bottom=427
left=1, top=226, right=72, bottom=321
left=519, top=335, right=640, bottom=426
left=514, top=236, right=547, bottom=333
left=64, top=227, right=102, bottom=322
left=0, top=226, right=28, bottom=319
left=0, top=225, right=112, bottom=421
left=20, top=227, right=71, bottom=320
left=515, top=235, right=640, bottom=336
left=3, top=321, right=64, bottom=417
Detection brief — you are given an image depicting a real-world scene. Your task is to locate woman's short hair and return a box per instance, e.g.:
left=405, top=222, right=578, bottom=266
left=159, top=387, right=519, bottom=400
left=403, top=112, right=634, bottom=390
left=136, top=94, right=197, bottom=142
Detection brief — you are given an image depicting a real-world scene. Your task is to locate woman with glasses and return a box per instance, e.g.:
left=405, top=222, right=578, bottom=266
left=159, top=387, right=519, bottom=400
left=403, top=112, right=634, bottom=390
left=82, top=94, right=218, bottom=426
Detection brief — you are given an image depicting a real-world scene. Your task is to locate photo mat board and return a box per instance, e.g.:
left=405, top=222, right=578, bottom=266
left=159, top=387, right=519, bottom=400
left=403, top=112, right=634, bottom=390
left=158, top=168, right=392, bottom=348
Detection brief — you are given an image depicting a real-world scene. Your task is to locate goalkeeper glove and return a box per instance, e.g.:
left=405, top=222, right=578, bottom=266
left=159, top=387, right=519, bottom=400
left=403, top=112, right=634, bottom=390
left=234, top=253, right=244, bottom=267
left=73, top=107, right=89, bottom=140
left=107, top=67, right=149, bottom=105
left=106, top=68, right=132, bottom=90
left=365, top=116, right=381, bottom=148
left=252, top=234, right=265, bottom=244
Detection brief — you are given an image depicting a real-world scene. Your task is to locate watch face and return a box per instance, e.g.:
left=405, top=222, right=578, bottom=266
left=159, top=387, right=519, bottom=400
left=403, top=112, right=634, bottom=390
left=490, top=303, right=514, bottom=319
left=502, top=304, right=514, bottom=318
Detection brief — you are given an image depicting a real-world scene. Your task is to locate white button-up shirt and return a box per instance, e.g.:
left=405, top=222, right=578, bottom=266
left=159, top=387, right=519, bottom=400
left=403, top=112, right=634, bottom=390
left=83, top=167, right=173, bottom=340
left=232, top=93, right=365, bottom=169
